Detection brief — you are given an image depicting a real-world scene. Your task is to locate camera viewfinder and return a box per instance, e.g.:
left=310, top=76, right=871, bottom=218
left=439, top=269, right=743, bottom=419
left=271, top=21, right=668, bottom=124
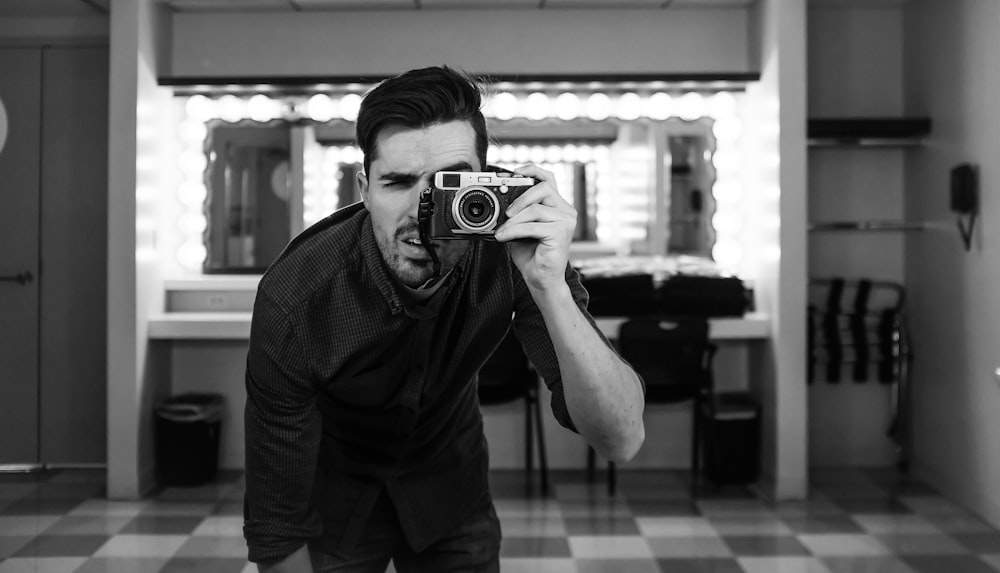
left=442, top=173, right=462, bottom=188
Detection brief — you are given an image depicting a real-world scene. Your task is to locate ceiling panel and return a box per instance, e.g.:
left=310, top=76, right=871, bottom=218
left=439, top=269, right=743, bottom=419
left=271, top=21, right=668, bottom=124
left=543, top=0, right=667, bottom=6
left=166, top=0, right=291, bottom=11
left=294, top=0, right=416, bottom=9
left=421, top=0, right=540, bottom=8
left=673, top=0, right=756, bottom=5
left=0, top=0, right=107, bottom=17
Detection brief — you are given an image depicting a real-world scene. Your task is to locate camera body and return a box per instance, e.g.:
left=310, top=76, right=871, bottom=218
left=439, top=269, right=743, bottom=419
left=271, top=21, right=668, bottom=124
left=419, top=171, right=537, bottom=240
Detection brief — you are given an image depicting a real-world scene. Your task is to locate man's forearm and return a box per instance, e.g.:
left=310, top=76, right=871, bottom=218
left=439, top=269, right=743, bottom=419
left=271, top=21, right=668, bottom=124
left=258, top=544, right=313, bottom=573
left=530, top=283, right=645, bottom=462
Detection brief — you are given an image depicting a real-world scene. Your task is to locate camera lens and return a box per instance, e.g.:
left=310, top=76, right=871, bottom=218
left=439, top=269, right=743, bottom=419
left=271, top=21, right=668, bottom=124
left=452, top=187, right=499, bottom=233
left=464, top=198, right=489, bottom=223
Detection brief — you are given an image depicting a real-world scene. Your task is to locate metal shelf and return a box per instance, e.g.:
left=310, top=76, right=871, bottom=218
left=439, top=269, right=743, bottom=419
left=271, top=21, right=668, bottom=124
left=808, top=137, right=926, bottom=148
left=809, top=220, right=927, bottom=232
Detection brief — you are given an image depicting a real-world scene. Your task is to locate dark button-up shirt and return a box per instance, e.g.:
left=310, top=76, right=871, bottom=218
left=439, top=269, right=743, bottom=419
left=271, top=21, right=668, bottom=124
left=243, top=202, right=610, bottom=563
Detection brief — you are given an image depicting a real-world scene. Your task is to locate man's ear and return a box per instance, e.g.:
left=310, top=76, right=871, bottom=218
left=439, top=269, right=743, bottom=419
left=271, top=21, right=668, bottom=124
left=357, top=169, right=369, bottom=206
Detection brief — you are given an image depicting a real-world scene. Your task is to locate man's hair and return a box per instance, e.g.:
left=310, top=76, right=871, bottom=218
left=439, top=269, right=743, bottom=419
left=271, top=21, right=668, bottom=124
left=356, top=66, right=489, bottom=176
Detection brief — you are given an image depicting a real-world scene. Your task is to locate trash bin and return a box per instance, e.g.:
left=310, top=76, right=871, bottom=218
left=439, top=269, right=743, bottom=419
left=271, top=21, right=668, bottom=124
left=155, top=393, right=224, bottom=487
left=701, top=391, right=760, bottom=485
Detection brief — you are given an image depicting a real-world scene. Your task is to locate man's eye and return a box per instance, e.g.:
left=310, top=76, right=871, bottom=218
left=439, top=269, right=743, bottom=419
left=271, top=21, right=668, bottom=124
left=384, top=180, right=410, bottom=188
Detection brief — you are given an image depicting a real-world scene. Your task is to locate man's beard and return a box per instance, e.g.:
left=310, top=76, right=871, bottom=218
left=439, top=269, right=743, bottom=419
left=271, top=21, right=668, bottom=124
left=376, top=224, right=466, bottom=288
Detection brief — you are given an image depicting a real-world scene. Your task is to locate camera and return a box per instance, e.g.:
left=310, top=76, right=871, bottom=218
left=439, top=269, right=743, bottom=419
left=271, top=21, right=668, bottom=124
left=419, top=170, right=537, bottom=240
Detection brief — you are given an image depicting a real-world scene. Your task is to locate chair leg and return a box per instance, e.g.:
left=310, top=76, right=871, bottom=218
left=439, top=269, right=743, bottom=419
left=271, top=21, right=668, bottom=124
left=691, top=400, right=702, bottom=498
left=525, top=389, right=534, bottom=477
left=531, top=383, right=549, bottom=495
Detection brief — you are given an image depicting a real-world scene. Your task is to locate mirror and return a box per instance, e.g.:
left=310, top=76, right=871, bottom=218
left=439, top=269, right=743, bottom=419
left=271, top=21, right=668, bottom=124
left=203, top=120, right=294, bottom=273
left=198, top=116, right=716, bottom=273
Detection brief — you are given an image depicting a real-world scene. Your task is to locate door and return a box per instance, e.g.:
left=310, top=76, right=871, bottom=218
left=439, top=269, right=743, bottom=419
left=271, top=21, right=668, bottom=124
left=39, top=46, right=108, bottom=464
left=0, top=46, right=107, bottom=467
left=0, top=48, right=43, bottom=466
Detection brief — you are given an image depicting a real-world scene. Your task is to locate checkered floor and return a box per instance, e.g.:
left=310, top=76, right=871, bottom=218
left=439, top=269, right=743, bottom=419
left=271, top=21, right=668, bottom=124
left=1, top=467, right=1000, bottom=573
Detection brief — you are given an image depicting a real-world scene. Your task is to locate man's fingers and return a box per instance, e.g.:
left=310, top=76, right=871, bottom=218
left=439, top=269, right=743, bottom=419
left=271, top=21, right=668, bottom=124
left=496, top=204, right=574, bottom=242
left=505, top=164, right=573, bottom=217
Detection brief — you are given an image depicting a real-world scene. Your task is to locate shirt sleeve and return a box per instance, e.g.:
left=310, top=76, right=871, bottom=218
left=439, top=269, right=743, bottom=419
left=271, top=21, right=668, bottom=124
left=243, top=288, right=323, bottom=564
left=511, top=262, right=622, bottom=433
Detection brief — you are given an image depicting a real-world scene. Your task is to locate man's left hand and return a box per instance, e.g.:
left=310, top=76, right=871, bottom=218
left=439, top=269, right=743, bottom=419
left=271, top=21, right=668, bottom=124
left=494, top=164, right=577, bottom=293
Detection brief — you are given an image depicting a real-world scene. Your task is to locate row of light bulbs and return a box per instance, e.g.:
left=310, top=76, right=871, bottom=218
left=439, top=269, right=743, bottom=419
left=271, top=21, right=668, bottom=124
left=169, top=89, right=765, bottom=274
left=184, top=90, right=739, bottom=125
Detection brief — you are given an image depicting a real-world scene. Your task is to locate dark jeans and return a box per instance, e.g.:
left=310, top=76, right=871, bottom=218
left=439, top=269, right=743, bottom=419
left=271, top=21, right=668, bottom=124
left=309, top=490, right=501, bottom=573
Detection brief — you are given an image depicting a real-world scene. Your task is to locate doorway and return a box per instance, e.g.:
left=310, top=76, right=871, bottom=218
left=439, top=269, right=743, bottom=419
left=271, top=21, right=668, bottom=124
left=0, top=46, right=108, bottom=468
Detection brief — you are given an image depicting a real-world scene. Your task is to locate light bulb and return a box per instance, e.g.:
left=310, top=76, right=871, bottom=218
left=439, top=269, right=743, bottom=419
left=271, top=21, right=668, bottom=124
left=499, top=145, right=517, bottom=163
left=177, top=242, right=207, bottom=268
left=248, top=94, right=280, bottom=122
left=177, top=182, right=208, bottom=207
left=545, top=145, right=562, bottom=163
left=339, top=94, right=362, bottom=122
left=340, top=146, right=359, bottom=165
left=307, top=94, right=335, bottom=122
left=179, top=150, right=207, bottom=177
left=489, top=92, right=518, bottom=121
left=709, top=91, right=737, bottom=118
left=178, top=119, right=207, bottom=144
left=677, top=92, right=705, bottom=121
left=645, top=92, right=673, bottom=120
left=615, top=92, right=642, bottom=121
left=555, top=92, right=581, bottom=121
left=561, top=144, right=578, bottom=163
left=218, top=95, right=245, bottom=123
left=185, top=95, right=217, bottom=122
left=586, top=93, right=612, bottom=121
left=178, top=212, right=208, bottom=234
left=525, top=92, right=551, bottom=121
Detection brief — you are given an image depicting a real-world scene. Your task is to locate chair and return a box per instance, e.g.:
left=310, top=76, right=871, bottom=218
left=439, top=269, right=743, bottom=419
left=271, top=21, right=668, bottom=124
left=477, top=328, right=549, bottom=494
left=587, top=317, right=716, bottom=497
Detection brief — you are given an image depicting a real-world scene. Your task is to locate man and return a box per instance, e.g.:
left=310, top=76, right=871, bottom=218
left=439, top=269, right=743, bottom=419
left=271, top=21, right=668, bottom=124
left=244, top=65, right=645, bottom=573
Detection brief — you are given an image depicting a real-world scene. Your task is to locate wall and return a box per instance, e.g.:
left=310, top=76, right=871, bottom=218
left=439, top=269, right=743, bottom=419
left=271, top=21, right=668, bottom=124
left=903, top=0, right=1000, bottom=530
left=743, top=0, right=808, bottom=501
left=806, top=5, right=907, bottom=467
left=107, top=0, right=174, bottom=499
left=167, top=8, right=753, bottom=80
left=0, top=18, right=107, bottom=44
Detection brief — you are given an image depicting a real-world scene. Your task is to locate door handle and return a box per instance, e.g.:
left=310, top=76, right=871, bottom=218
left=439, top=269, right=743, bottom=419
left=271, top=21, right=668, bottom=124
left=0, top=271, right=33, bottom=285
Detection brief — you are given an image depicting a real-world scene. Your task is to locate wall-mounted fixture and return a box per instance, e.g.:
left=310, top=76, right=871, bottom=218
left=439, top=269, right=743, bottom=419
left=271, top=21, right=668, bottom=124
left=950, top=163, right=978, bottom=252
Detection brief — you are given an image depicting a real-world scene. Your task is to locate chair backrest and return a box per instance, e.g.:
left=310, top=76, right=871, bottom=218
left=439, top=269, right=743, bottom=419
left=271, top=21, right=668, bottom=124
left=617, top=317, right=714, bottom=403
left=477, top=328, right=534, bottom=405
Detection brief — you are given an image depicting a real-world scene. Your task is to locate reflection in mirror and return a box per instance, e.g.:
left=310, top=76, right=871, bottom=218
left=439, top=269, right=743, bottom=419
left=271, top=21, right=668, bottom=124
left=666, top=124, right=716, bottom=256
left=198, top=116, right=717, bottom=273
left=203, top=121, right=293, bottom=273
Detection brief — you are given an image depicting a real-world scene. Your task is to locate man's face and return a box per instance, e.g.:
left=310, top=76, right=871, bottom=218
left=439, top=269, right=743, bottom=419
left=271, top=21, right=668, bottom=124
left=358, top=120, right=479, bottom=289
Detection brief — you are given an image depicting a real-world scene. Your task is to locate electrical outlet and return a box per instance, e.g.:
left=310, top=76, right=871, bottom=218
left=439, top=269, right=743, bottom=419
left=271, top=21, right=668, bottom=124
left=207, top=295, right=227, bottom=309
